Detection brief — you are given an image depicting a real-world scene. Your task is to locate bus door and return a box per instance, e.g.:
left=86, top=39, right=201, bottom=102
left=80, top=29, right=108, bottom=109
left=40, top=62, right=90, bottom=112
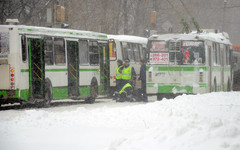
left=28, top=38, right=45, bottom=99
left=67, top=40, right=79, bottom=98
left=99, top=42, right=109, bottom=94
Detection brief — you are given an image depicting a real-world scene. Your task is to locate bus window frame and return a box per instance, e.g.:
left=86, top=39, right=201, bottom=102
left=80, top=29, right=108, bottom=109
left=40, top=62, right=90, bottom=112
left=109, top=40, right=117, bottom=61
left=0, top=32, right=9, bottom=58
left=21, top=35, right=27, bottom=63
left=225, top=45, right=230, bottom=66
left=213, top=42, right=221, bottom=66
left=181, top=40, right=205, bottom=65
left=89, top=40, right=99, bottom=66
left=127, top=43, right=135, bottom=63
left=79, top=39, right=89, bottom=66
left=133, top=43, right=140, bottom=62
left=121, top=41, right=128, bottom=61
left=44, top=36, right=54, bottom=66
left=54, top=37, right=66, bottom=66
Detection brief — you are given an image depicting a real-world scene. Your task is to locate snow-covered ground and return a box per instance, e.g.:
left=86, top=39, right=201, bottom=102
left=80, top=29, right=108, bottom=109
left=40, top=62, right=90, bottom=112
left=0, top=92, right=240, bottom=150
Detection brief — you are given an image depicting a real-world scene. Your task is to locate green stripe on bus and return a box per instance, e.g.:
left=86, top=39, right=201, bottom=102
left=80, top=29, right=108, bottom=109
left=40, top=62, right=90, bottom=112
left=52, top=87, right=91, bottom=99
left=79, top=69, right=98, bottom=71
left=79, top=87, right=90, bottom=96
left=147, top=83, right=207, bottom=87
left=53, top=88, right=68, bottom=99
left=21, top=68, right=99, bottom=72
left=28, top=39, right=32, bottom=97
left=18, top=28, right=107, bottom=39
left=212, top=67, right=221, bottom=72
left=20, top=89, right=29, bottom=100
left=157, top=85, right=193, bottom=93
left=146, top=66, right=208, bottom=71
left=98, top=35, right=108, bottom=38
left=0, top=90, right=7, bottom=97
left=46, top=69, right=67, bottom=72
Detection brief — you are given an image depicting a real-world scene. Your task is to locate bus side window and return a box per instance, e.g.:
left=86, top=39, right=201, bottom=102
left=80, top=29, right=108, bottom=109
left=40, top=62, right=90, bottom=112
left=54, top=38, right=65, bottom=65
left=127, top=43, right=135, bottom=63
left=134, top=44, right=140, bottom=62
left=142, top=47, right=147, bottom=60
left=21, top=36, right=27, bottom=62
left=225, top=46, right=229, bottom=65
left=121, top=42, right=128, bottom=60
left=79, top=40, right=89, bottom=65
left=213, top=43, right=217, bottom=65
left=44, top=37, right=54, bottom=65
left=89, top=41, right=99, bottom=65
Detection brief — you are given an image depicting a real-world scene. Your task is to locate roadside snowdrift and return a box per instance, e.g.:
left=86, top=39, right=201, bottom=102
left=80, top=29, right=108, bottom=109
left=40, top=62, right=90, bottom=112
left=0, top=92, right=240, bottom=150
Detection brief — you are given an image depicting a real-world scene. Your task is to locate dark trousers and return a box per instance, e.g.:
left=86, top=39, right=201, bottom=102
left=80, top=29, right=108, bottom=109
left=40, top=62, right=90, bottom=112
left=116, top=79, right=123, bottom=92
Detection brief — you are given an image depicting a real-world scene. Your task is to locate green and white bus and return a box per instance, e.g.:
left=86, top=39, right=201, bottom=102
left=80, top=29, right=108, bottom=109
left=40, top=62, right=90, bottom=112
left=146, top=30, right=232, bottom=100
left=108, top=35, right=148, bottom=94
left=0, top=25, right=109, bottom=107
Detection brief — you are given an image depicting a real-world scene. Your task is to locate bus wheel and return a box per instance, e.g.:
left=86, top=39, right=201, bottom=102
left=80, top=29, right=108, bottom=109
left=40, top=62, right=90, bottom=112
left=85, top=85, right=96, bottom=104
left=42, top=79, right=52, bottom=107
left=43, top=89, right=51, bottom=107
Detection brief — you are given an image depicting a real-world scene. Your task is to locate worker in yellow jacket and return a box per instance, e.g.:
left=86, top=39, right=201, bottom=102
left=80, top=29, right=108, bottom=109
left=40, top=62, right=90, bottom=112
left=116, top=58, right=136, bottom=102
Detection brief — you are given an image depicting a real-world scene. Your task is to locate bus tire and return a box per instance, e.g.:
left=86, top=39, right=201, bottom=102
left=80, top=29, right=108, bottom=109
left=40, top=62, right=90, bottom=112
left=43, top=78, right=52, bottom=107
left=85, top=85, right=96, bottom=104
left=43, top=89, right=51, bottom=107
left=85, top=80, right=98, bottom=104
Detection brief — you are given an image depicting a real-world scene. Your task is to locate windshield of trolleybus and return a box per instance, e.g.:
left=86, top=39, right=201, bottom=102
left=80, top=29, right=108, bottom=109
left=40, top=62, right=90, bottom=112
left=148, top=40, right=205, bottom=65
left=0, top=32, right=9, bottom=57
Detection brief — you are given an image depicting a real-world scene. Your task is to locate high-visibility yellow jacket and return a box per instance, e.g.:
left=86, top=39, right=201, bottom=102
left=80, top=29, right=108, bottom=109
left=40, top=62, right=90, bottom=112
left=116, top=65, right=123, bottom=79
left=122, top=66, right=132, bottom=80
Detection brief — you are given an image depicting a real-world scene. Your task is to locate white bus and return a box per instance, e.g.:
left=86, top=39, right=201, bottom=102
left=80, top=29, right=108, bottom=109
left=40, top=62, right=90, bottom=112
left=146, top=30, right=232, bottom=100
left=0, top=25, right=109, bottom=107
left=108, top=35, right=148, bottom=94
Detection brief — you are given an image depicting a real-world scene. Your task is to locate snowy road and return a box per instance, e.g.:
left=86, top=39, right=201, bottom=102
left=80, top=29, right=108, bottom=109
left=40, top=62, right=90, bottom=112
left=0, top=92, right=240, bottom=150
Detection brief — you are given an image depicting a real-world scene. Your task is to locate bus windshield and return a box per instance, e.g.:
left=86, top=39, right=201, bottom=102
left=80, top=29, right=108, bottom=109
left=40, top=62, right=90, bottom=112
left=0, top=32, right=9, bottom=57
left=148, top=40, right=205, bottom=65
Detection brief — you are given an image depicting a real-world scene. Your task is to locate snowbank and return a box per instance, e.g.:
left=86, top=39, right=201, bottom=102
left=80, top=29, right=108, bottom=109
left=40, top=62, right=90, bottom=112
left=0, top=92, right=240, bottom=150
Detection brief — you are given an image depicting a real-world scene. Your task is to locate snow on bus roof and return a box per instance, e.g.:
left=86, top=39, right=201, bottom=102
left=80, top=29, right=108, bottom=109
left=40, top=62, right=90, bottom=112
left=108, top=35, right=147, bottom=44
left=149, top=31, right=231, bottom=45
left=0, top=25, right=108, bottom=40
